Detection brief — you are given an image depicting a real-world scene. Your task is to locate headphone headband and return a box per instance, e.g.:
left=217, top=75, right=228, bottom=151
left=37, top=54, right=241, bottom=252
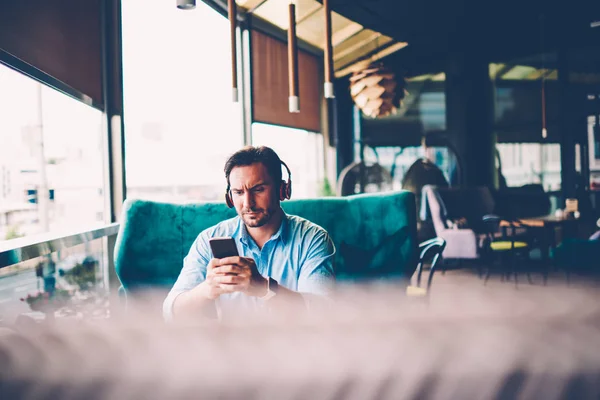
left=280, top=160, right=292, bottom=182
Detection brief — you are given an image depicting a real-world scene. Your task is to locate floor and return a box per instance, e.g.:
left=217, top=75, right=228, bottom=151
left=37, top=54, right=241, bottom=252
left=414, top=262, right=600, bottom=322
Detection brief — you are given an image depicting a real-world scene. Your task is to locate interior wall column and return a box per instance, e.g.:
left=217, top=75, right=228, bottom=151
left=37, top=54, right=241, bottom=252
left=445, top=53, right=496, bottom=188
left=102, top=0, right=126, bottom=222
left=101, top=0, right=126, bottom=296
left=558, top=47, right=577, bottom=202
left=333, top=77, right=354, bottom=178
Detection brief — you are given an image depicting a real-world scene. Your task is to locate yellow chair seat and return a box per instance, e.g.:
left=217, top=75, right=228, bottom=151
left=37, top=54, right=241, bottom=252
left=490, top=241, right=528, bottom=251
left=406, top=285, right=428, bottom=297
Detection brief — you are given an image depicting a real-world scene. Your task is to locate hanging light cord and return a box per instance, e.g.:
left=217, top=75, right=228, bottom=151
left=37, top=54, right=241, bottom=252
left=541, top=14, right=547, bottom=139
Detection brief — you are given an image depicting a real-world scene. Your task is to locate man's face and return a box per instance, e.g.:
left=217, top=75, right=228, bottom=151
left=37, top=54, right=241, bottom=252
left=229, top=163, right=279, bottom=228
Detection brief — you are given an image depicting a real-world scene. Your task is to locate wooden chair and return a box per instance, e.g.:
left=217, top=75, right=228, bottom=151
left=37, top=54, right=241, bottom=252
left=407, top=237, right=446, bottom=297
left=481, top=215, right=532, bottom=287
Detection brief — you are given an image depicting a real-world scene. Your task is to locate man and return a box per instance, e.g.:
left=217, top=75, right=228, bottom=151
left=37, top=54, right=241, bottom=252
left=163, top=146, right=335, bottom=320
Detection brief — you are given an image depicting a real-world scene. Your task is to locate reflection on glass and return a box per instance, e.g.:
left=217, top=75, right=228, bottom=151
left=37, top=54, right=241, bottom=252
left=0, top=238, right=108, bottom=324
left=0, top=64, right=105, bottom=241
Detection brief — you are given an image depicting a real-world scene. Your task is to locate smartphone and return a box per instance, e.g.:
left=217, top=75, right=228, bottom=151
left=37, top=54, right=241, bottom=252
left=209, top=237, right=239, bottom=259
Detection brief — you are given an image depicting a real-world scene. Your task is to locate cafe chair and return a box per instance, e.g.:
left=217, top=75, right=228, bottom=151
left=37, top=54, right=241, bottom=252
left=553, top=226, right=600, bottom=282
left=407, top=237, right=446, bottom=297
left=481, top=214, right=532, bottom=287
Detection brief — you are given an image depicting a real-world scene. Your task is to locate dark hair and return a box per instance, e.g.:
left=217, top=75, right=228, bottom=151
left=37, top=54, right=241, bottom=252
left=224, top=146, right=283, bottom=186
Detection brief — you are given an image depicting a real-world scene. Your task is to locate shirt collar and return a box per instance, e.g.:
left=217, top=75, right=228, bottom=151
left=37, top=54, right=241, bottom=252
left=237, top=210, right=289, bottom=247
left=271, top=212, right=289, bottom=243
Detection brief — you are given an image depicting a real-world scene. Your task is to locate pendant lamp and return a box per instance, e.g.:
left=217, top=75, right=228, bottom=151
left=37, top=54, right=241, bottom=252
left=228, top=0, right=238, bottom=102
left=288, top=1, right=300, bottom=113
left=349, top=63, right=406, bottom=118
left=323, top=0, right=334, bottom=99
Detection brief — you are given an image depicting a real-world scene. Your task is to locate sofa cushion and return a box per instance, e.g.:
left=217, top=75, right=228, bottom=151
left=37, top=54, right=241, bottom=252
left=338, top=226, right=411, bottom=280
left=553, top=238, right=600, bottom=272
left=115, top=191, right=418, bottom=293
left=113, top=201, right=237, bottom=292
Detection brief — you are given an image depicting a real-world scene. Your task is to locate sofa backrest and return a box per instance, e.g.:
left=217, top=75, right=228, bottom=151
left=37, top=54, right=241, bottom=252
left=114, top=191, right=418, bottom=294
left=492, top=184, right=551, bottom=218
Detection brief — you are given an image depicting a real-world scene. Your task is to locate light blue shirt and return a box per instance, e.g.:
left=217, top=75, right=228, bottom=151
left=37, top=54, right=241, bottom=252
left=163, top=213, right=336, bottom=320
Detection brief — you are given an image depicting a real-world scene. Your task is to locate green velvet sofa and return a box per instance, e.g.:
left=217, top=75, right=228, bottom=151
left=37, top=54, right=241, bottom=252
left=114, top=191, right=418, bottom=299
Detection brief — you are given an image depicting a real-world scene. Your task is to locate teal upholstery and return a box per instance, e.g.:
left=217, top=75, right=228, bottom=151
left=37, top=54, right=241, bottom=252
left=114, top=191, right=418, bottom=295
left=552, top=237, right=600, bottom=273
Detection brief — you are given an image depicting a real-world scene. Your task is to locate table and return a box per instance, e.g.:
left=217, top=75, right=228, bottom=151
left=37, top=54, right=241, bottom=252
left=501, top=215, right=580, bottom=283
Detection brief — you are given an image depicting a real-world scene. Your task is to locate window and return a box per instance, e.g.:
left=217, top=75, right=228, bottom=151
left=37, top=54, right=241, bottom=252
left=496, top=143, right=561, bottom=190
left=252, top=123, right=324, bottom=198
left=363, top=146, right=458, bottom=188
left=122, top=0, right=244, bottom=203
left=0, top=63, right=105, bottom=241
left=0, top=238, right=109, bottom=324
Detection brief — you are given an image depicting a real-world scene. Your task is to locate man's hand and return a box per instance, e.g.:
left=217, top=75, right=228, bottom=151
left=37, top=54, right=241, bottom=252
left=194, top=257, right=231, bottom=300
left=210, top=256, right=268, bottom=298
left=175, top=256, right=305, bottom=319
left=173, top=257, right=267, bottom=318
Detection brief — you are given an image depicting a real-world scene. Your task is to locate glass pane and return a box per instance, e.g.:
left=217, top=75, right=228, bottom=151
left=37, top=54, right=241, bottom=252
left=0, top=237, right=109, bottom=325
left=496, top=143, right=561, bottom=191
left=0, top=64, right=105, bottom=241
left=252, top=123, right=324, bottom=198
left=587, top=115, right=600, bottom=190
left=368, top=74, right=446, bottom=134
left=364, top=146, right=457, bottom=188
left=589, top=115, right=600, bottom=171
left=122, top=0, right=244, bottom=203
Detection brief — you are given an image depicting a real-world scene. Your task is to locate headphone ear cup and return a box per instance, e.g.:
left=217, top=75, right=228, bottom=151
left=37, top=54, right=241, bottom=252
left=279, top=181, right=286, bottom=201
left=225, top=191, right=234, bottom=208
left=286, top=179, right=292, bottom=199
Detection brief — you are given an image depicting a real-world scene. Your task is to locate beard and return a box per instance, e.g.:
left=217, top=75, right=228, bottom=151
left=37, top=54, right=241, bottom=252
left=240, top=207, right=273, bottom=228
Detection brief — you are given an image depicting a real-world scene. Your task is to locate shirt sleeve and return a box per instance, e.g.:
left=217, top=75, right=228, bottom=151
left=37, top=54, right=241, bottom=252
left=297, top=229, right=336, bottom=297
left=162, top=231, right=212, bottom=321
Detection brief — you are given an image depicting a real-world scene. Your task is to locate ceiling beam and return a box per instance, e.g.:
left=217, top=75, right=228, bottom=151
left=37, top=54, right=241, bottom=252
left=335, top=41, right=408, bottom=77
left=333, top=30, right=383, bottom=61
left=237, top=0, right=268, bottom=13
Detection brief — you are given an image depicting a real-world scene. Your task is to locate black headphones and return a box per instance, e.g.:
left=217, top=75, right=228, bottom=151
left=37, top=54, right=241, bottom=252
left=225, top=161, right=292, bottom=208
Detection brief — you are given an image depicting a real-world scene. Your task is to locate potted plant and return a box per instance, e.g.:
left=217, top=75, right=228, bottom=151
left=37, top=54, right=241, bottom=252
left=21, top=288, right=72, bottom=318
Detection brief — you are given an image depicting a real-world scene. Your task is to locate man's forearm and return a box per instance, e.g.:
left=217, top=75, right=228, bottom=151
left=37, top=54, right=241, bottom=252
left=265, top=283, right=308, bottom=312
left=273, top=285, right=303, bottom=303
left=172, top=283, right=216, bottom=319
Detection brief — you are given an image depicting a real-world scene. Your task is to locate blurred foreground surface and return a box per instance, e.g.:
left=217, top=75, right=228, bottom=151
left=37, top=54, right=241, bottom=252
left=2, top=271, right=600, bottom=399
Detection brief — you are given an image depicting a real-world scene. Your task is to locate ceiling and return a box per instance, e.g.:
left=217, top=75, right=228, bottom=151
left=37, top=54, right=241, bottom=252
left=235, top=0, right=408, bottom=77
left=328, top=0, right=600, bottom=75
left=235, top=0, right=600, bottom=77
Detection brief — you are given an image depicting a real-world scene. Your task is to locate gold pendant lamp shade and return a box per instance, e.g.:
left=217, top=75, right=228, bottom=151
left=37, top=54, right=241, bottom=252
left=228, top=0, right=238, bottom=102
left=288, top=1, right=300, bottom=113
left=350, top=63, right=406, bottom=118
left=323, top=0, right=335, bottom=99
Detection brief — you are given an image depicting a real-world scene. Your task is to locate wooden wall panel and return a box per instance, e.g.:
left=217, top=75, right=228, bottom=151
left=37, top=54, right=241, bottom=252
left=0, top=0, right=103, bottom=105
left=252, top=30, right=321, bottom=133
